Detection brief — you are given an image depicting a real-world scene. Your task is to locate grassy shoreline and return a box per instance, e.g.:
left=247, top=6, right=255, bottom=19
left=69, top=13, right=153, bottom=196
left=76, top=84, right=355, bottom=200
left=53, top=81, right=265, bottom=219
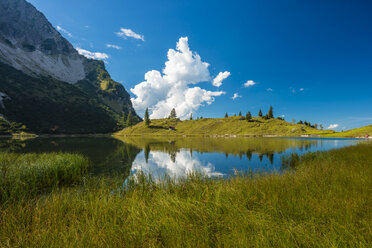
left=0, top=153, right=88, bottom=203
left=1, top=143, right=371, bottom=247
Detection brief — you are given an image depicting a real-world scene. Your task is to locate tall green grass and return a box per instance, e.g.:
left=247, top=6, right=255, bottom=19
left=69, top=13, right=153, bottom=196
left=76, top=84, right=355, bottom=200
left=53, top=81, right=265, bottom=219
left=0, top=153, right=88, bottom=203
left=1, top=144, right=371, bottom=247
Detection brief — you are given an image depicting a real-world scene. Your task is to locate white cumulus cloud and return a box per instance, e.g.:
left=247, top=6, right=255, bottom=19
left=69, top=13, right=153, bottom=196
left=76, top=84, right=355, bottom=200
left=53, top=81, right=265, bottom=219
left=131, top=37, right=226, bottom=119
left=328, top=124, right=339, bottom=129
left=56, top=25, right=72, bottom=38
left=106, top=44, right=121, bottom=50
left=212, top=71, right=230, bottom=87
left=244, top=80, right=256, bottom=87
left=232, top=93, right=242, bottom=100
left=76, top=48, right=109, bottom=60
left=266, top=88, right=273, bottom=92
left=116, top=28, right=144, bottom=41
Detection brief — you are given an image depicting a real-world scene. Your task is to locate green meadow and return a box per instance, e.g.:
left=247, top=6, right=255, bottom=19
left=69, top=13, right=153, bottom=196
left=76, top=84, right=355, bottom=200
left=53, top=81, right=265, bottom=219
left=1, top=142, right=371, bottom=247
left=115, top=116, right=332, bottom=137
left=323, top=125, right=372, bottom=138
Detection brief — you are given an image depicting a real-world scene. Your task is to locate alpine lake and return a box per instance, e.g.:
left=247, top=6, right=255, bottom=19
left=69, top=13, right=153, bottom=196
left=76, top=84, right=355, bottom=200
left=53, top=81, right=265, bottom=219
left=0, top=136, right=363, bottom=180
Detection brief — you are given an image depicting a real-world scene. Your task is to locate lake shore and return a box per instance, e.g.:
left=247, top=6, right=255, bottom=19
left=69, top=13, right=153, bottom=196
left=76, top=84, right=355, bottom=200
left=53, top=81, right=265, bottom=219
left=1, top=142, right=371, bottom=247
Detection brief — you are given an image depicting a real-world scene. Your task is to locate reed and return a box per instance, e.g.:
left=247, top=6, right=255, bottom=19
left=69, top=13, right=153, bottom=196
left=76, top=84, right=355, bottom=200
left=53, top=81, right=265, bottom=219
left=0, top=153, right=88, bottom=203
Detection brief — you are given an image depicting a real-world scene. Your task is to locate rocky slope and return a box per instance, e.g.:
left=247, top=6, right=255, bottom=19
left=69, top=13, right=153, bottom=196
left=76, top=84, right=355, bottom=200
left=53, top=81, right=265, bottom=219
left=0, top=0, right=139, bottom=133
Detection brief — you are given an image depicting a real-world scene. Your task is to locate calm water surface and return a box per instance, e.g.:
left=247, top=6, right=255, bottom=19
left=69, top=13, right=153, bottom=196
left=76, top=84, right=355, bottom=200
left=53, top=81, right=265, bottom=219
left=0, top=137, right=362, bottom=179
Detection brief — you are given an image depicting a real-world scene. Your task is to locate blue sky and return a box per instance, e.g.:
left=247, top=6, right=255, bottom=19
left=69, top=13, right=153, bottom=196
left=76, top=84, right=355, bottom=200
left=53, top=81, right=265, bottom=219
left=28, top=0, right=372, bottom=130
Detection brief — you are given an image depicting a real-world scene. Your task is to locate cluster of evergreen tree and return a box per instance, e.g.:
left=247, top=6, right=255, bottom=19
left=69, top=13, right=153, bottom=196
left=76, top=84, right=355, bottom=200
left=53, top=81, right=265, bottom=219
left=297, top=120, right=322, bottom=129
left=123, top=111, right=134, bottom=127
left=225, top=106, right=274, bottom=121
left=138, top=106, right=322, bottom=130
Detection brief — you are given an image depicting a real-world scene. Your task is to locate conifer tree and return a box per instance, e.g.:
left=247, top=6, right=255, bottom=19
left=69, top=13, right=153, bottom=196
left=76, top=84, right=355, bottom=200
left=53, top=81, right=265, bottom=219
left=225, top=112, right=228, bottom=118
left=268, top=106, right=274, bottom=118
left=169, top=108, right=177, bottom=119
left=144, top=108, right=150, bottom=127
left=258, top=109, right=263, bottom=117
left=246, top=111, right=252, bottom=121
left=190, top=113, right=193, bottom=120
left=238, top=111, right=242, bottom=117
left=126, top=112, right=132, bottom=127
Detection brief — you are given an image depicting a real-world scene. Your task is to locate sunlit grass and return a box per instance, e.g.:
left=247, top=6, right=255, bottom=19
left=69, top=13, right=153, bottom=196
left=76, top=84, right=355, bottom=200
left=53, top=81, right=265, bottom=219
left=115, top=117, right=333, bottom=137
left=0, top=143, right=371, bottom=247
left=0, top=153, right=88, bottom=203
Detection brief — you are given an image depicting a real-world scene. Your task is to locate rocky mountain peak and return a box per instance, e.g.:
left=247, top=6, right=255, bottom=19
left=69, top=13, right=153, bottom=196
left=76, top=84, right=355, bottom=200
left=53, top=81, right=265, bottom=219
left=0, top=0, right=86, bottom=83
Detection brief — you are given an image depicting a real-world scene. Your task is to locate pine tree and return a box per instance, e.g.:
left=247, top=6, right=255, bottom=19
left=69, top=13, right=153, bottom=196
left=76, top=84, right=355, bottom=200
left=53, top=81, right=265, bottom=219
left=169, top=108, right=177, bottom=119
left=258, top=109, right=262, bottom=117
left=268, top=106, right=274, bottom=118
left=225, top=112, right=228, bottom=118
left=144, top=108, right=150, bottom=127
left=126, top=112, right=132, bottom=127
left=190, top=113, right=193, bottom=120
left=238, top=111, right=242, bottom=117
left=246, top=111, right=252, bottom=121
left=123, top=112, right=126, bottom=125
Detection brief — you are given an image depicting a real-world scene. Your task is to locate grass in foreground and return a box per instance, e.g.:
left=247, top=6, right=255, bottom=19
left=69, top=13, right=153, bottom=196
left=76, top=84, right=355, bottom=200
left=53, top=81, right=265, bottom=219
left=116, top=117, right=333, bottom=137
left=0, top=153, right=88, bottom=203
left=1, top=143, right=372, bottom=247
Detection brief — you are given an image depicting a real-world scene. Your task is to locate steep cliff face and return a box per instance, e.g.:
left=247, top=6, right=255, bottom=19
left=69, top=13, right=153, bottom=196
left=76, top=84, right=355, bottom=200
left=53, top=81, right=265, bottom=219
left=0, top=0, right=139, bottom=133
left=0, top=0, right=86, bottom=83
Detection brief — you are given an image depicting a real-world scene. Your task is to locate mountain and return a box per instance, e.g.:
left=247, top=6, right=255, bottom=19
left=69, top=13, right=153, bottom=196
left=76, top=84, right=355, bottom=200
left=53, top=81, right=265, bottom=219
left=0, top=0, right=139, bottom=134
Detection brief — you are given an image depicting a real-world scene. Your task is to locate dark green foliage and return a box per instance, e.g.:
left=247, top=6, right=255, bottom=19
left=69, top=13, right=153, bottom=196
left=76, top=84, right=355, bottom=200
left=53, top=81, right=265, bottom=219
left=225, top=113, right=228, bottom=118
left=277, top=117, right=284, bottom=121
left=169, top=108, right=177, bottom=119
left=0, top=118, right=27, bottom=135
left=126, top=112, right=133, bottom=127
left=258, top=109, right=263, bottom=117
left=189, top=113, right=193, bottom=120
left=238, top=111, right=242, bottom=117
left=268, top=106, right=274, bottom=119
left=246, top=111, right=252, bottom=121
left=144, top=108, right=150, bottom=127
left=297, top=120, right=304, bottom=125
left=122, top=113, right=126, bottom=126
left=0, top=62, right=138, bottom=134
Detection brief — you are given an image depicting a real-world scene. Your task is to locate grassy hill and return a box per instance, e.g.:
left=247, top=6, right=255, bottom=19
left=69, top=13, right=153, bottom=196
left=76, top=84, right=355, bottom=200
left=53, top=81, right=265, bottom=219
left=115, top=117, right=332, bottom=137
left=323, top=125, right=372, bottom=138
